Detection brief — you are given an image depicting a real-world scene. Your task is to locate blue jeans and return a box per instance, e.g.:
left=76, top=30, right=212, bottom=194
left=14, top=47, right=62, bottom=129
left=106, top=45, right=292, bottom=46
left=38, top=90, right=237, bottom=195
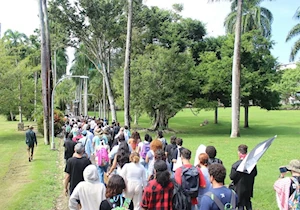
left=97, top=164, right=108, bottom=184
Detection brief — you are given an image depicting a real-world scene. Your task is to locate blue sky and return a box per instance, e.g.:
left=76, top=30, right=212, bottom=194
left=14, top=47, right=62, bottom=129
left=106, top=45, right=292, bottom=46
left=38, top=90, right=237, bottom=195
left=0, top=0, right=299, bottom=64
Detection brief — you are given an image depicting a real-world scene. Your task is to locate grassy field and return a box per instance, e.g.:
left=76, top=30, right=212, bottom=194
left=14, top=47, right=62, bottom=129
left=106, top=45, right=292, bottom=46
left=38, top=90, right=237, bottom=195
left=0, top=117, right=63, bottom=210
left=0, top=107, right=299, bottom=209
left=114, top=107, right=298, bottom=210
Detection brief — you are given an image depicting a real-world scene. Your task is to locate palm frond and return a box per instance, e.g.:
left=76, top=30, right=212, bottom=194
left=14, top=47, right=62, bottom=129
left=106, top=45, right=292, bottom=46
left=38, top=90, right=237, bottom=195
left=224, top=11, right=237, bottom=34
left=261, top=7, right=273, bottom=23
left=286, top=23, right=300, bottom=42
left=289, top=39, right=300, bottom=61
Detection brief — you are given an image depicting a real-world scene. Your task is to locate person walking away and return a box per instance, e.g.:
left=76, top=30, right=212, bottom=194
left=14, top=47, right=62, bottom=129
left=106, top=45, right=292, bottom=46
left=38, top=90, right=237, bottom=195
left=65, top=121, right=71, bottom=141
left=138, top=134, right=152, bottom=168
left=69, top=165, right=106, bottom=210
left=64, top=143, right=91, bottom=195
left=175, top=148, right=206, bottom=210
left=100, top=175, right=134, bottom=210
left=157, top=130, right=167, bottom=151
left=120, top=152, right=147, bottom=210
left=274, top=159, right=300, bottom=210
left=200, top=163, right=238, bottom=210
left=141, top=160, right=174, bottom=210
left=172, top=138, right=184, bottom=172
left=63, top=133, right=76, bottom=163
left=165, top=136, right=177, bottom=172
left=95, top=139, right=110, bottom=184
left=124, top=125, right=131, bottom=142
left=230, top=144, right=257, bottom=210
left=145, top=139, right=163, bottom=180
left=25, top=125, right=37, bottom=162
left=206, top=146, right=223, bottom=165
left=196, top=153, right=212, bottom=209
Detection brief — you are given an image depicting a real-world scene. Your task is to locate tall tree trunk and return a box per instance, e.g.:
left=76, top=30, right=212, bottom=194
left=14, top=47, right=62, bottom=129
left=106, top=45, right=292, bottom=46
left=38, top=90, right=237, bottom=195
left=244, top=104, right=249, bottom=128
left=152, top=109, right=168, bottom=130
left=19, top=79, right=22, bottom=123
left=83, top=77, right=88, bottom=117
left=53, top=49, right=57, bottom=85
left=230, top=0, right=243, bottom=138
left=102, top=63, right=117, bottom=122
left=124, top=0, right=133, bottom=128
left=79, top=79, right=83, bottom=115
left=39, top=0, right=50, bottom=144
left=34, top=71, right=37, bottom=122
left=102, top=76, right=106, bottom=119
left=10, top=111, right=14, bottom=121
left=214, top=106, right=218, bottom=124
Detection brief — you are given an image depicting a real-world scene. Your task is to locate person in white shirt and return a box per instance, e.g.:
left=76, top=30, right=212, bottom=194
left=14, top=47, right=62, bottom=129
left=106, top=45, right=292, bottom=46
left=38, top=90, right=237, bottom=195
left=69, top=165, right=106, bottom=210
left=120, top=152, right=147, bottom=210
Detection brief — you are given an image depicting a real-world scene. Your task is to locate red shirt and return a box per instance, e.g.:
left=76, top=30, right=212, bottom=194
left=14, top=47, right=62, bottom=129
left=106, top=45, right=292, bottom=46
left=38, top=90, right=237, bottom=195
left=174, top=164, right=206, bottom=205
left=141, top=179, right=174, bottom=210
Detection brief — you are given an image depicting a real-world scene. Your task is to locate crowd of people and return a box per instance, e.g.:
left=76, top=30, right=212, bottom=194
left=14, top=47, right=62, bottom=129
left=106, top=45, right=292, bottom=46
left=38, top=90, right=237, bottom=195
left=58, top=115, right=300, bottom=210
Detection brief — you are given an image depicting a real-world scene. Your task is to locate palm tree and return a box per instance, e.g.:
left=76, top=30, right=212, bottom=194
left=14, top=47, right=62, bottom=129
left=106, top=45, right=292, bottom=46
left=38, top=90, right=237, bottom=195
left=124, top=0, right=133, bottom=128
left=3, top=29, right=28, bottom=47
left=3, top=30, right=29, bottom=124
left=286, top=8, right=300, bottom=61
left=224, top=0, right=273, bottom=37
left=208, top=0, right=243, bottom=138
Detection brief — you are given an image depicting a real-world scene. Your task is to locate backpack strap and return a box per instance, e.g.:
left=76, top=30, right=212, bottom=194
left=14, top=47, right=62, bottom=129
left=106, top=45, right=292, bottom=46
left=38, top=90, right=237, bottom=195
left=122, top=198, right=131, bottom=208
left=229, top=190, right=236, bottom=209
left=205, top=192, right=225, bottom=210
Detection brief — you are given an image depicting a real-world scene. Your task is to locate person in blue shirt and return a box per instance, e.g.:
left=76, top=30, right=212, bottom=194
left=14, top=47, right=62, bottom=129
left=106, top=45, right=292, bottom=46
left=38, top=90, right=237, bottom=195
left=200, top=163, right=238, bottom=210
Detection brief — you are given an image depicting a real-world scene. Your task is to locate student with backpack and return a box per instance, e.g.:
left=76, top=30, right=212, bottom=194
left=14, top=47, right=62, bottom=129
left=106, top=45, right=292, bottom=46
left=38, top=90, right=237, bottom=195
left=138, top=134, right=152, bottom=168
left=95, top=139, right=110, bottom=184
left=274, top=159, right=300, bottom=210
left=175, top=148, right=206, bottom=210
left=100, top=175, right=134, bottom=210
left=200, top=163, right=238, bottom=210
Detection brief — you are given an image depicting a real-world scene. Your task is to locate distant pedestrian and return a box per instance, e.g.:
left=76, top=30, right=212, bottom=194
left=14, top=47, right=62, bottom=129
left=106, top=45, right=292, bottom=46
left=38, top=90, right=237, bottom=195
left=63, top=133, right=76, bottom=162
left=25, top=125, right=37, bottom=162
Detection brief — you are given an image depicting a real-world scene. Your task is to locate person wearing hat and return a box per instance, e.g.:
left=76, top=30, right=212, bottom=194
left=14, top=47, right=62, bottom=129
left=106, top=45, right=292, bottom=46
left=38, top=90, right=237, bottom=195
left=274, top=159, right=300, bottom=210
left=25, top=125, right=37, bottom=162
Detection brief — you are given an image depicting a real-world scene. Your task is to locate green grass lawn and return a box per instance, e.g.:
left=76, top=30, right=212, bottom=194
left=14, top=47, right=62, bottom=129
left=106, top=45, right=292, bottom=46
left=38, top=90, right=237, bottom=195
left=111, top=107, right=299, bottom=210
left=0, top=116, right=63, bottom=210
left=1, top=107, right=299, bottom=209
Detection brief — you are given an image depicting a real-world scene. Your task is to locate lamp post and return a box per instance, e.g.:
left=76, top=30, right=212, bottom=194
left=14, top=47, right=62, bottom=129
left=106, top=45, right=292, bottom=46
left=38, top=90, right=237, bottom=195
left=51, top=75, right=89, bottom=150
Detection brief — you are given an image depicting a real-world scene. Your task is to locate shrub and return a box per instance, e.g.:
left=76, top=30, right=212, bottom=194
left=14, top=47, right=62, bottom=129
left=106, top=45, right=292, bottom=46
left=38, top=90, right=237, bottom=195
left=37, top=110, right=65, bottom=137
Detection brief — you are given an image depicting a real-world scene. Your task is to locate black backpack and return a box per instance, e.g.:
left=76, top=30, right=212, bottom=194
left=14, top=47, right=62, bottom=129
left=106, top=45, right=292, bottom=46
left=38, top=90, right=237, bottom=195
left=181, top=166, right=200, bottom=198
left=172, top=180, right=191, bottom=210
left=205, top=190, right=237, bottom=210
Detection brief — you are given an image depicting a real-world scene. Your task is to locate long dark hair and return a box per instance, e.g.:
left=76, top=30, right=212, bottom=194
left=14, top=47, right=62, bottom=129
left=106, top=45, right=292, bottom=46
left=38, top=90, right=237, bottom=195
left=105, top=175, right=126, bottom=198
left=117, top=141, right=130, bottom=168
left=154, top=160, right=170, bottom=188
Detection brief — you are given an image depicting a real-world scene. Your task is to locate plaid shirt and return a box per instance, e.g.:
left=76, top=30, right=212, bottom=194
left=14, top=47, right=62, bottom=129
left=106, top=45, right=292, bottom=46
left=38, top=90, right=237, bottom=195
left=141, top=179, right=174, bottom=210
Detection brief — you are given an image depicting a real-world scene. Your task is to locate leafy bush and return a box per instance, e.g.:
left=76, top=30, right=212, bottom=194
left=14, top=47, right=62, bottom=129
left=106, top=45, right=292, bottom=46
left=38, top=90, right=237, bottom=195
left=37, top=109, right=65, bottom=136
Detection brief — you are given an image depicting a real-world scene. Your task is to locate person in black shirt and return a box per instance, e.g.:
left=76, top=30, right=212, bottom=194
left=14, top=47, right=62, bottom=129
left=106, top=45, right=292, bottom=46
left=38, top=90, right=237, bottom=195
left=64, top=143, right=91, bottom=195
left=63, top=133, right=76, bottom=162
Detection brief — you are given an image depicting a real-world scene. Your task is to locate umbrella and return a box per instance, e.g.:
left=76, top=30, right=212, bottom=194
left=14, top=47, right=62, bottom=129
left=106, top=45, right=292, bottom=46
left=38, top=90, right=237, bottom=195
left=237, top=135, right=277, bottom=174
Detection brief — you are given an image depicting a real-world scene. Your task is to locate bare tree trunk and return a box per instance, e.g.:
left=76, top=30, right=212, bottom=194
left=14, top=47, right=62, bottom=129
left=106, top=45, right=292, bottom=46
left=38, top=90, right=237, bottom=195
left=244, top=104, right=249, bottom=128
left=124, top=0, right=133, bottom=128
left=214, top=106, right=218, bottom=124
left=83, top=77, right=88, bottom=117
left=19, top=78, right=22, bottom=123
left=39, top=0, right=50, bottom=144
left=10, top=111, right=14, bottom=121
left=230, top=0, right=243, bottom=138
left=34, top=71, right=37, bottom=122
left=102, top=63, right=117, bottom=121
left=79, top=79, right=83, bottom=115
left=102, top=76, right=106, bottom=119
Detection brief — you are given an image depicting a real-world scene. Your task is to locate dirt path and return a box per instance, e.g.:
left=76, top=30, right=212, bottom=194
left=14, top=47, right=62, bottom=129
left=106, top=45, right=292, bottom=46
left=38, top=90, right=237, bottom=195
left=52, top=138, right=69, bottom=210
left=0, top=143, right=32, bottom=209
